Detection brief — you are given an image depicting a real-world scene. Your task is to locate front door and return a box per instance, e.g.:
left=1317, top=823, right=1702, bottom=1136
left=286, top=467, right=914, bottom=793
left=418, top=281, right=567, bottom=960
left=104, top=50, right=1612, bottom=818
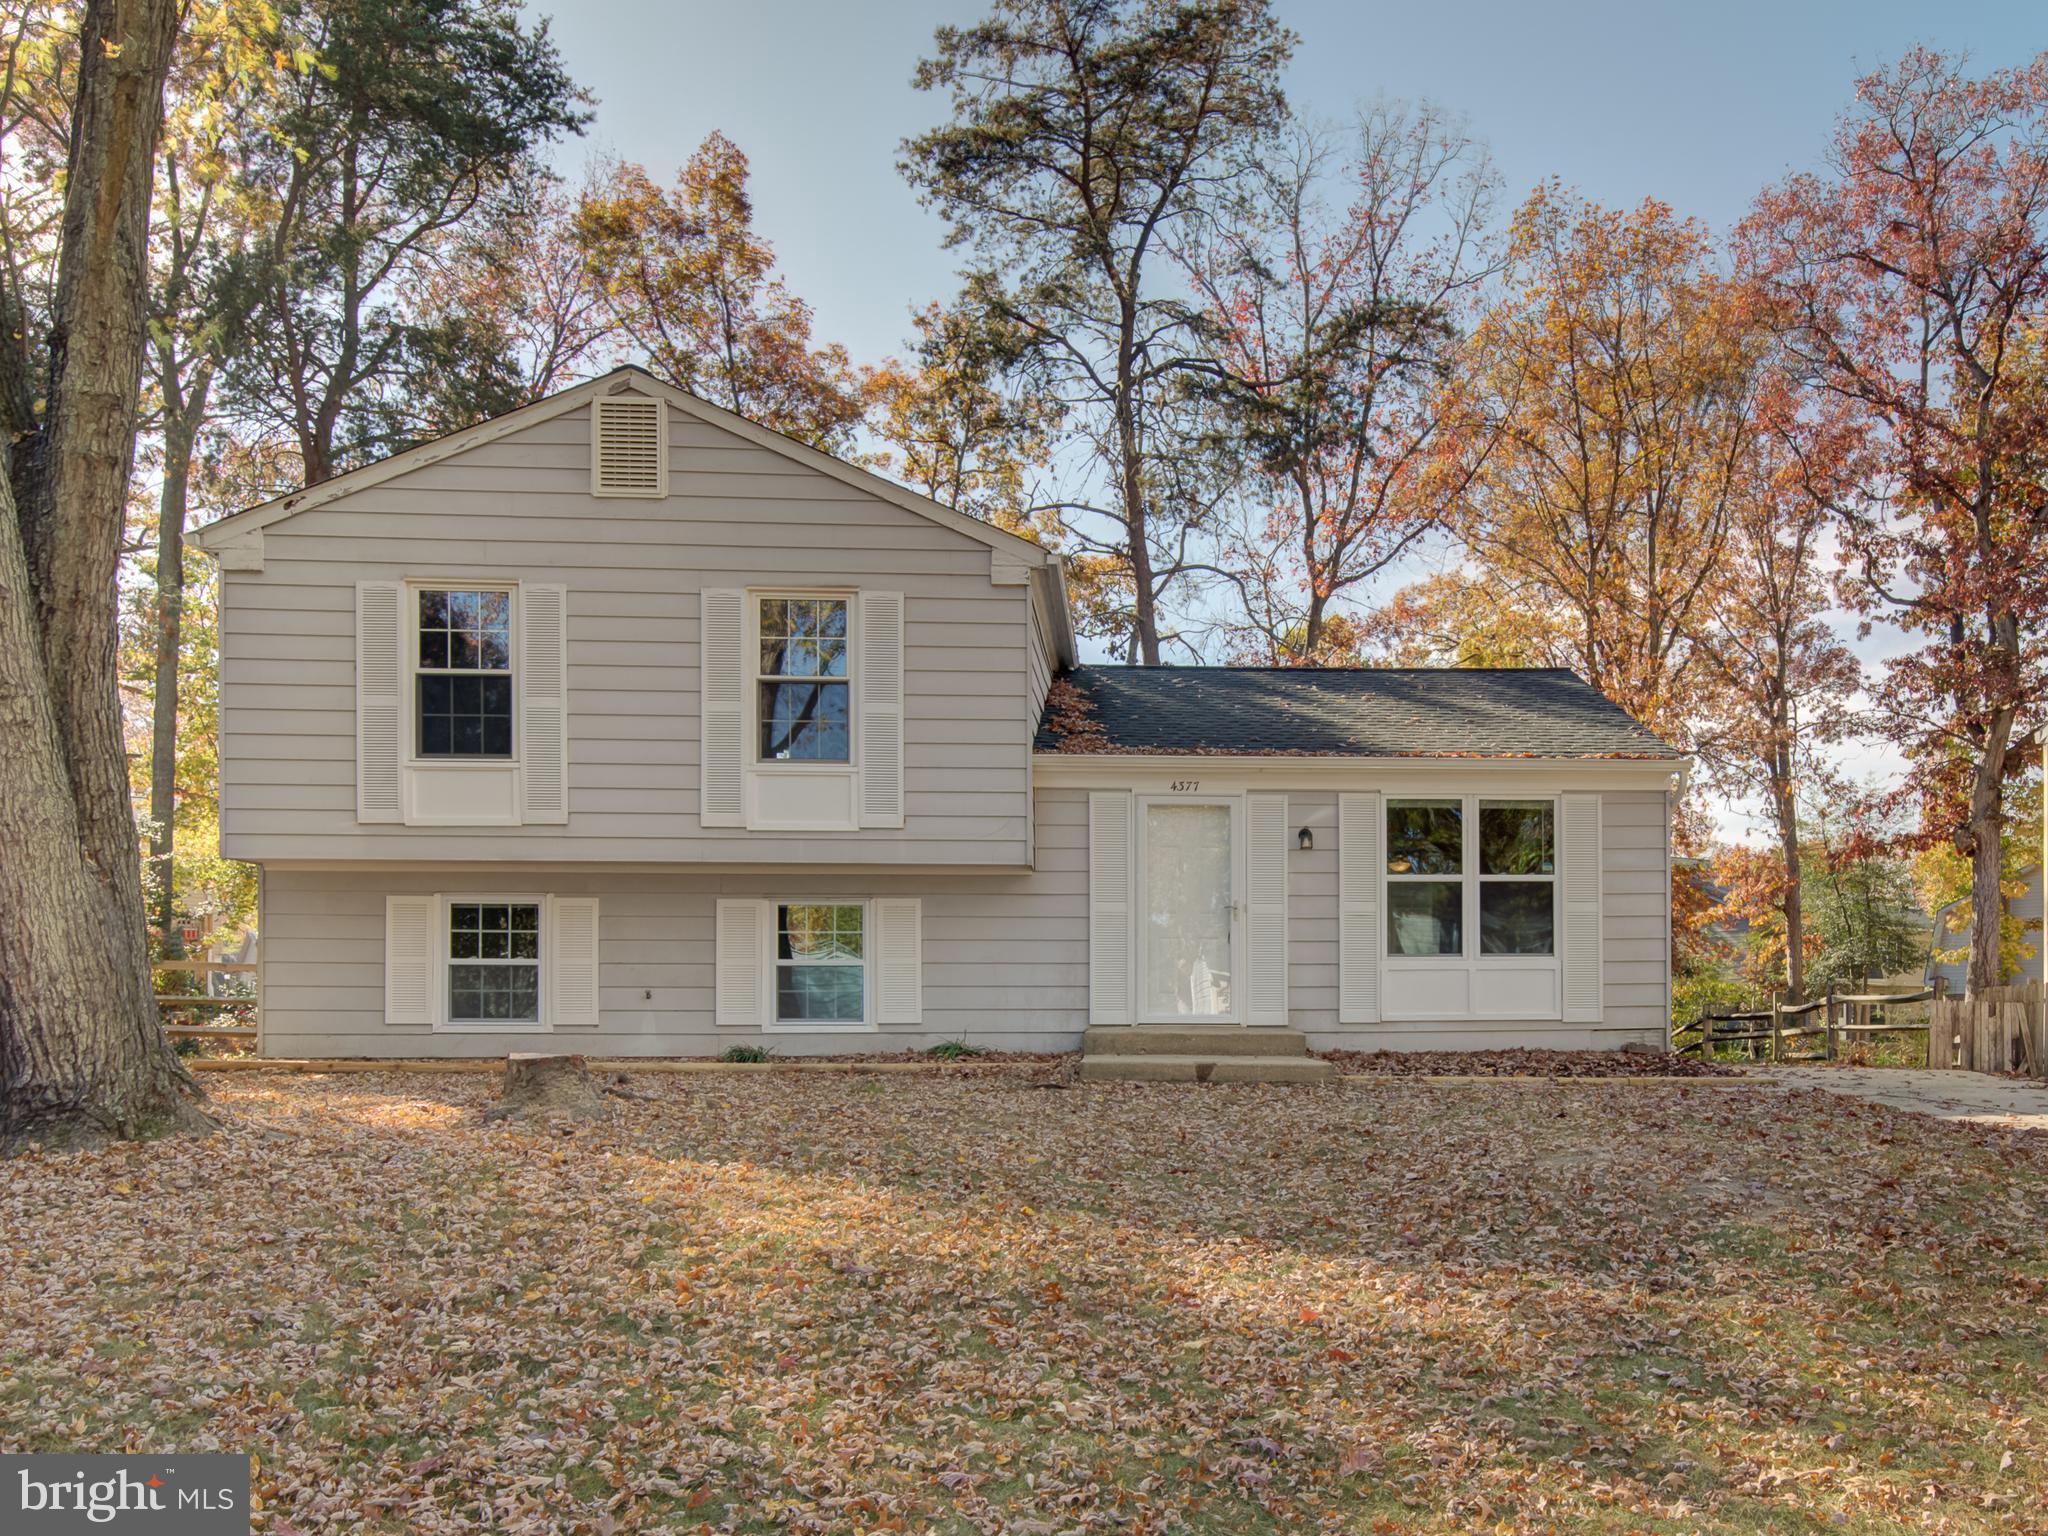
left=1139, top=798, right=1239, bottom=1022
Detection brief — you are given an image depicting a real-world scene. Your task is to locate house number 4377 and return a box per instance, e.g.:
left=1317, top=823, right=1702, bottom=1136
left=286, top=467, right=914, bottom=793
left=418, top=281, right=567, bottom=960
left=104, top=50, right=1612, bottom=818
left=1169, top=780, right=1200, bottom=792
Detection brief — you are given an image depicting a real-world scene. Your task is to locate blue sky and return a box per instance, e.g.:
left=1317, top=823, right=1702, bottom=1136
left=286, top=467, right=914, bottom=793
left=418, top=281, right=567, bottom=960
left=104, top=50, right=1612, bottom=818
left=529, top=0, right=2042, bottom=366
left=524, top=1, right=2041, bottom=838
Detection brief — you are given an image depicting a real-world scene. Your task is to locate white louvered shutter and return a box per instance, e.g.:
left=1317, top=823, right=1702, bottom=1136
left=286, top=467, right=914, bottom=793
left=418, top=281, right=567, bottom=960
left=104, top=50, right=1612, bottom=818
left=700, top=590, right=745, bottom=827
left=521, top=585, right=569, bottom=824
left=385, top=894, right=437, bottom=1026
left=1245, top=793, right=1289, bottom=1026
left=858, top=591, right=905, bottom=828
left=1337, top=792, right=1383, bottom=1024
left=356, top=582, right=403, bottom=823
left=873, top=898, right=923, bottom=1025
left=547, top=896, right=600, bottom=1029
left=1560, top=792, right=1603, bottom=1023
left=715, top=899, right=768, bottom=1028
left=589, top=394, right=666, bottom=497
left=1088, top=792, right=1133, bottom=1024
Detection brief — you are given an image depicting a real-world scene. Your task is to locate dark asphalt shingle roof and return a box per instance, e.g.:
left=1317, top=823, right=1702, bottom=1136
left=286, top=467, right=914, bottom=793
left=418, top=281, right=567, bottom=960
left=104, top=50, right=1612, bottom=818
left=1034, top=666, right=1681, bottom=759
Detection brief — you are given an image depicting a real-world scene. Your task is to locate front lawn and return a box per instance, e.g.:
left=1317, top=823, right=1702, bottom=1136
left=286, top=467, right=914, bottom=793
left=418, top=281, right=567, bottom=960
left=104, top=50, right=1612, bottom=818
left=3, top=1069, right=2044, bottom=1533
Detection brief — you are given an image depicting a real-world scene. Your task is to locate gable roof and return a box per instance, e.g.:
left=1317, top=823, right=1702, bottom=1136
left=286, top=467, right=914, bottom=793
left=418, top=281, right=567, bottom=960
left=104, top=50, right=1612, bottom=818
left=187, top=366, right=1076, bottom=663
left=1034, top=665, right=1682, bottom=759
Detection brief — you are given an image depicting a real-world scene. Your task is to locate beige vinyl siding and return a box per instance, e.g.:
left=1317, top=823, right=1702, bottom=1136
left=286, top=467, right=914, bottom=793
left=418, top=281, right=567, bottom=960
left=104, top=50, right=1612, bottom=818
left=1287, top=792, right=1340, bottom=1032
left=255, top=784, right=1668, bottom=1058
left=218, top=406, right=1032, bottom=866
left=257, top=788, right=1091, bottom=1058
left=1294, top=785, right=1669, bottom=1051
left=1027, top=578, right=1056, bottom=725
left=1598, top=789, right=1672, bottom=1041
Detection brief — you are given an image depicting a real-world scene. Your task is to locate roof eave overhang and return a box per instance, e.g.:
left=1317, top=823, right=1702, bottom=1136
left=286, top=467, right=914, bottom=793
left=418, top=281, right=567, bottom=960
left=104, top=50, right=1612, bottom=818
left=1032, top=751, right=1689, bottom=784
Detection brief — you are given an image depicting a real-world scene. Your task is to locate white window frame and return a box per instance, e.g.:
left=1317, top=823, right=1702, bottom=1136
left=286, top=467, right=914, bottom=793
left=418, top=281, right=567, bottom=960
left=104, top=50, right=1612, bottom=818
left=1475, top=797, right=1560, bottom=960
left=406, top=580, right=523, bottom=769
left=762, top=898, right=875, bottom=1033
left=1133, top=793, right=1245, bottom=1026
left=748, top=590, right=857, bottom=773
left=1382, top=794, right=1560, bottom=969
left=435, top=892, right=550, bottom=1033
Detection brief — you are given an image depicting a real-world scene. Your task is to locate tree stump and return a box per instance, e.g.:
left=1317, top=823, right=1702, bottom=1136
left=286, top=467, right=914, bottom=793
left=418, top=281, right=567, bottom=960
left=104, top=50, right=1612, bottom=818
left=481, top=1053, right=609, bottom=1123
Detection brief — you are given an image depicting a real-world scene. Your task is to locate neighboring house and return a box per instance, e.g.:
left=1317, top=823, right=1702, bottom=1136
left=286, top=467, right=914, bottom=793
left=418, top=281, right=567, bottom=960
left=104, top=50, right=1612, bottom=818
left=191, top=366, right=1685, bottom=1061
left=1926, top=866, right=2045, bottom=995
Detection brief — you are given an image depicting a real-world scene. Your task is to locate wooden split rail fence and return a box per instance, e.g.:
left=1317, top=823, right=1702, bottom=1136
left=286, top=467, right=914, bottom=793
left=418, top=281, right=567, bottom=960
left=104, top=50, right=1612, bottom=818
left=1676, top=978, right=2047, bottom=1077
left=1673, top=984, right=1938, bottom=1066
left=153, top=958, right=257, bottom=1045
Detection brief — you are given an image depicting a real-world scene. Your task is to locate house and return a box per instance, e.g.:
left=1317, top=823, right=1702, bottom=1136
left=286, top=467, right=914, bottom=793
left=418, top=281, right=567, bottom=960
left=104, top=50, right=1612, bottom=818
left=1926, top=867, right=2045, bottom=995
left=190, top=366, right=1685, bottom=1071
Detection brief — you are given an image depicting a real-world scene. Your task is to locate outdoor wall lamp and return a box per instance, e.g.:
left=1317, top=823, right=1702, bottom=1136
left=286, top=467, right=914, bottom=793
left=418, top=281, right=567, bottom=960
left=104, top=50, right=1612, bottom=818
left=1297, top=826, right=1314, bottom=851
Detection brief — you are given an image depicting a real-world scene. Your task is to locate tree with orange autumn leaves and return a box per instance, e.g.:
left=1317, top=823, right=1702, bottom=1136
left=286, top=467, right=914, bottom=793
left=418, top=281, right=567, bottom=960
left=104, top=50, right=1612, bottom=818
left=575, top=134, right=867, bottom=453
left=1689, top=379, right=1866, bottom=1000
left=1413, top=185, right=1763, bottom=749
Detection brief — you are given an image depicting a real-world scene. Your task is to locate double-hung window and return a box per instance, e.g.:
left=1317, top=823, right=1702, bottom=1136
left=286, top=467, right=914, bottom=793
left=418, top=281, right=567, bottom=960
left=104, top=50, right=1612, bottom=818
left=1386, top=799, right=1464, bottom=956
left=448, top=901, right=541, bottom=1023
left=1385, top=797, right=1556, bottom=958
left=774, top=902, right=865, bottom=1024
left=417, top=588, right=513, bottom=758
left=1477, top=800, right=1555, bottom=955
left=757, top=596, right=849, bottom=762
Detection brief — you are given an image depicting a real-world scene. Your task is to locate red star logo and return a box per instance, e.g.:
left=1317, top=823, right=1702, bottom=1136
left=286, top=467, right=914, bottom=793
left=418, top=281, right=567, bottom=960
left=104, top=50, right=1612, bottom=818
left=147, top=1476, right=163, bottom=1489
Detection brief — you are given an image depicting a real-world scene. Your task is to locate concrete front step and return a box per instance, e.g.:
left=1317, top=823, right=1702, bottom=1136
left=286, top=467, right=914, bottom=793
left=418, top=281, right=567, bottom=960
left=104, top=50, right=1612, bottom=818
left=1083, top=1026, right=1313, bottom=1059
left=1078, top=1053, right=1336, bottom=1084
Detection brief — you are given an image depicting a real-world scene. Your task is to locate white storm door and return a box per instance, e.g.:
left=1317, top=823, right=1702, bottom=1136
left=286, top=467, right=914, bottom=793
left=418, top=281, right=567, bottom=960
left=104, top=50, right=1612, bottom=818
left=1138, top=798, right=1241, bottom=1023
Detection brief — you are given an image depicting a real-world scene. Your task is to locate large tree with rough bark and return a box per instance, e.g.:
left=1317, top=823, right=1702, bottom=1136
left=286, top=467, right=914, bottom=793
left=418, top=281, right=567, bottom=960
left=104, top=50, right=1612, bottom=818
left=0, top=0, right=205, bottom=1149
left=902, top=0, right=1294, bottom=663
left=1741, top=47, right=2048, bottom=993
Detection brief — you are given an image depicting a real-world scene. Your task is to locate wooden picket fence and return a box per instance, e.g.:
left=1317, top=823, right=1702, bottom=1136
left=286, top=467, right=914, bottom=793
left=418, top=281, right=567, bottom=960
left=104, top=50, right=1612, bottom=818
left=1930, top=981, right=2045, bottom=1076
left=1677, top=977, right=2048, bottom=1078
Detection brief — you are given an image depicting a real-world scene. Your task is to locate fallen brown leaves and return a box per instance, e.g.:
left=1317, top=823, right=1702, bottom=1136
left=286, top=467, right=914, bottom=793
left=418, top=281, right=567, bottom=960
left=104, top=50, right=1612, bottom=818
left=3, top=1073, right=2045, bottom=1533
left=1323, top=1047, right=1741, bottom=1078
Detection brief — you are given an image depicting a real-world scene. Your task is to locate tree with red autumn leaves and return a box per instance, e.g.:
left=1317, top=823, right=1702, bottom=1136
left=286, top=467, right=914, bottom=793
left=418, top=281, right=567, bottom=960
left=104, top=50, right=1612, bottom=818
left=1742, top=48, right=2048, bottom=994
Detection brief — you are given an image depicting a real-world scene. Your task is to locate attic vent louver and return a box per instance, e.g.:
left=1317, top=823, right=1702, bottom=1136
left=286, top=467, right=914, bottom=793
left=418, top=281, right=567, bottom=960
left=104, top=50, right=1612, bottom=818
left=591, top=394, right=666, bottom=498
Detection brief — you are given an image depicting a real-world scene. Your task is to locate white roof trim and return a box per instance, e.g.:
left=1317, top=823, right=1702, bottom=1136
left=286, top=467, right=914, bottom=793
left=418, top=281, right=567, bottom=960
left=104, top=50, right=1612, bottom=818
left=188, top=366, right=1057, bottom=572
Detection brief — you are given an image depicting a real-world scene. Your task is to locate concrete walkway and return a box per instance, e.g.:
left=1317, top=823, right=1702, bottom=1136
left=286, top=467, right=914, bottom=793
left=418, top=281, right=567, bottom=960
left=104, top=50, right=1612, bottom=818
left=1764, top=1066, right=2048, bottom=1130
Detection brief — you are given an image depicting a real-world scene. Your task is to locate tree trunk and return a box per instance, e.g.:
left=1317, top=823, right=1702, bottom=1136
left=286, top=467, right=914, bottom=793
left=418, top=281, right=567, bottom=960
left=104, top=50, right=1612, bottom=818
left=1963, top=705, right=2015, bottom=994
left=0, top=0, right=204, bottom=1151
left=147, top=411, right=196, bottom=938
left=1119, top=404, right=1159, bottom=665
left=481, top=1053, right=610, bottom=1123
left=1771, top=734, right=1804, bottom=1004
